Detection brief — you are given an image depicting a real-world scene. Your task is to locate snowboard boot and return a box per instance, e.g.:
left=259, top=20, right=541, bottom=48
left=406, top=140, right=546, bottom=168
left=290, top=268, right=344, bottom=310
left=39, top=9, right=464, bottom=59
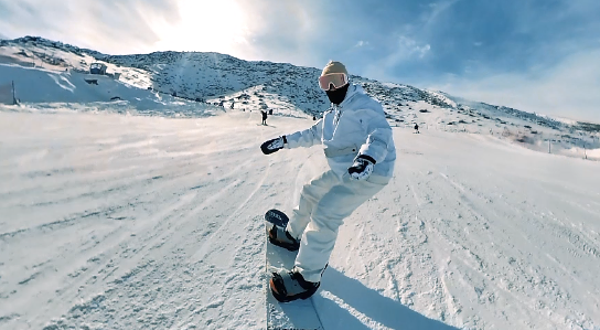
left=268, top=225, right=300, bottom=252
left=269, top=267, right=320, bottom=302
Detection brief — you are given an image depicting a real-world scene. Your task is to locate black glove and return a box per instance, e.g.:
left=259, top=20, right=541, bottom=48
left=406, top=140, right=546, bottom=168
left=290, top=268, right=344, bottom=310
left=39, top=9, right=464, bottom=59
left=260, top=136, right=287, bottom=155
left=348, top=155, right=376, bottom=180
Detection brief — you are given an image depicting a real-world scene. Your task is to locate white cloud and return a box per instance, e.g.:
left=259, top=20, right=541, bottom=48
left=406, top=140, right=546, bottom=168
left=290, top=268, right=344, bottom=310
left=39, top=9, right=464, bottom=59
left=432, top=49, right=600, bottom=123
left=149, top=0, right=252, bottom=55
left=354, top=40, right=369, bottom=48
left=417, top=44, right=431, bottom=58
left=0, top=0, right=325, bottom=66
left=424, top=0, right=461, bottom=27
left=362, top=36, right=431, bottom=82
left=0, top=0, right=178, bottom=54
left=397, top=36, right=431, bottom=59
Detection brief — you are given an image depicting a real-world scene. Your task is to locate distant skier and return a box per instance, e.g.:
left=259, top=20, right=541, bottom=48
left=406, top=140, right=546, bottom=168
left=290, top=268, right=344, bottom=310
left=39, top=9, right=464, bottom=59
left=260, top=61, right=396, bottom=302
left=261, top=110, right=268, bottom=125
left=414, top=123, right=420, bottom=134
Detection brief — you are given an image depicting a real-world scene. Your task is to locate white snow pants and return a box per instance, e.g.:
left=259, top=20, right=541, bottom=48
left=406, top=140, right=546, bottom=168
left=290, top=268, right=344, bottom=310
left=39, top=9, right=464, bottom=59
left=286, top=170, right=388, bottom=283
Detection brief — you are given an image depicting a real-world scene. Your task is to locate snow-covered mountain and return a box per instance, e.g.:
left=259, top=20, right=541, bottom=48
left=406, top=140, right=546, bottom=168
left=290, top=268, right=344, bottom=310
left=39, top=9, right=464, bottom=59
left=1, top=35, right=599, bottom=158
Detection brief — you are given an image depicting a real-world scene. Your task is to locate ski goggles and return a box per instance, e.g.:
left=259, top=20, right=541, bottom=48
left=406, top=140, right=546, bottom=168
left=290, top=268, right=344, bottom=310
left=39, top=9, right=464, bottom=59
left=318, top=73, right=348, bottom=91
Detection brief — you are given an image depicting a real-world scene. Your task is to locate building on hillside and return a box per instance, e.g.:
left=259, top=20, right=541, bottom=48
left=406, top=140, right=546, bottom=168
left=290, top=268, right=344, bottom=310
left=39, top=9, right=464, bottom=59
left=90, top=63, right=107, bottom=75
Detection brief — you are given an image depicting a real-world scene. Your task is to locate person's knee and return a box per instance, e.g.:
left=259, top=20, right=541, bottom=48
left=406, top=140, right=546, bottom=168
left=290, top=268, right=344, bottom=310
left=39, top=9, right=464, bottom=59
left=305, top=221, right=338, bottom=241
left=300, top=183, right=320, bottom=201
left=311, top=208, right=347, bottom=231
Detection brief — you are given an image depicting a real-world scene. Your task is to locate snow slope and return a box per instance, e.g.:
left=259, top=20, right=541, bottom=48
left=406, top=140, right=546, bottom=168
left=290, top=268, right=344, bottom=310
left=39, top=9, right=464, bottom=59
left=0, top=64, right=136, bottom=103
left=1, top=106, right=599, bottom=330
left=0, top=63, right=222, bottom=115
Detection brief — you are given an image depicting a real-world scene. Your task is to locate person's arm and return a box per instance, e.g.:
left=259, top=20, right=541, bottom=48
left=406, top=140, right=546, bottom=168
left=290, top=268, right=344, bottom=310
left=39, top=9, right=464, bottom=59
left=283, top=118, right=323, bottom=149
left=356, top=110, right=392, bottom=163
left=347, top=109, right=392, bottom=180
left=260, top=119, right=323, bottom=155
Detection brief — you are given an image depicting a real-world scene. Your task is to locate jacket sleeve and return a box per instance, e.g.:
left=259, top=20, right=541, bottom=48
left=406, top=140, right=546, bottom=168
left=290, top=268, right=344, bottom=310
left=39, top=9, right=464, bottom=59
left=284, top=119, right=323, bottom=149
left=356, top=109, right=392, bottom=163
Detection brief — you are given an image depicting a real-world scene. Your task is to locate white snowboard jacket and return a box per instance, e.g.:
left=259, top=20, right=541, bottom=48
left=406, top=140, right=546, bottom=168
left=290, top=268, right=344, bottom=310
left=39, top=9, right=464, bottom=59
left=285, top=84, right=396, bottom=183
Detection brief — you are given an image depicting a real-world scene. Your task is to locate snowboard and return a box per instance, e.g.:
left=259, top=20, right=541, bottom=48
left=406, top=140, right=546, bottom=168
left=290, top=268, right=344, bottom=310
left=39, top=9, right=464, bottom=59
left=265, top=209, right=324, bottom=330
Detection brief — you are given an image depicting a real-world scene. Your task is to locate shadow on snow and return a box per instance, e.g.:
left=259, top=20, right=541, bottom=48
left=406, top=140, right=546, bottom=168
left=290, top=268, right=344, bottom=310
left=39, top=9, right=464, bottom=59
left=314, top=267, right=460, bottom=330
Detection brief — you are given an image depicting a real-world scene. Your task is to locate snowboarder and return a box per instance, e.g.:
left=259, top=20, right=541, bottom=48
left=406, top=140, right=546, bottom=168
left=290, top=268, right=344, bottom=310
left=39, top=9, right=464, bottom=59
left=414, top=123, right=419, bottom=134
left=261, top=110, right=268, bottom=125
left=260, top=61, right=396, bottom=302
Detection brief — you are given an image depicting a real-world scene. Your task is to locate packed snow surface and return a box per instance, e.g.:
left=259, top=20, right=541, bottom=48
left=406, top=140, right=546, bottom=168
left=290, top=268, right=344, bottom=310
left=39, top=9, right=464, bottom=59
left=1, top=107, right=599, bottom=330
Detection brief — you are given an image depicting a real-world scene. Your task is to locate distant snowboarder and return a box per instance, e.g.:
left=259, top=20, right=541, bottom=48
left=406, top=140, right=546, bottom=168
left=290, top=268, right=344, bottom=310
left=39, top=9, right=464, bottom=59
left=261, top=110, right=268, bottom=126
left=260, top=61, right=396, bottom=302
left=414, top=123, right=420, bottom=134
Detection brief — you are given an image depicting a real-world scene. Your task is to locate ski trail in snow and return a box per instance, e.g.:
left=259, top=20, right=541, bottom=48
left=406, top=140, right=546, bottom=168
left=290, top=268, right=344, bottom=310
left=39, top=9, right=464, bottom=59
left=0, top=112, right=276, bottom=329
left=406, top=176, right=423, bottom=207
left=189, top=159, right=271, bottom=263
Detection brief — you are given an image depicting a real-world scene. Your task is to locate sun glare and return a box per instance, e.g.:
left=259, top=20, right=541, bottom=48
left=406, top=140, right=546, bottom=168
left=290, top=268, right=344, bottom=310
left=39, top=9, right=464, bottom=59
left=152, top=0, right=249, bottom=55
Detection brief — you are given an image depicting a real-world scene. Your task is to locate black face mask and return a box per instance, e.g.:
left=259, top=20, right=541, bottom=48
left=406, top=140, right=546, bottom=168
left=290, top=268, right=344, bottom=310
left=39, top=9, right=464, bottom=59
left=325, top=84, right=349, bottom=105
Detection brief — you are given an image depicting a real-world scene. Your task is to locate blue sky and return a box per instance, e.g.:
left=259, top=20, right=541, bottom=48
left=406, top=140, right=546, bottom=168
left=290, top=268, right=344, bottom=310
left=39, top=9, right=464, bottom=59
left=1, top=0, right=599, bottom=122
